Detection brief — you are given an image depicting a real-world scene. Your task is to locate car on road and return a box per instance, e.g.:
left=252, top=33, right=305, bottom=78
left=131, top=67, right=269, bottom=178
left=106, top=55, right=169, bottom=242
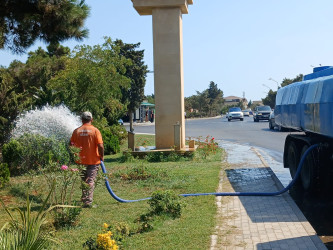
left=227, top=107, right=244, bottom=121
left=253, top=105, right=272, bottom=122
left=269, top=112, right=277, bottom=129
left=242, top=109, right=252, bottom=116
left=118, top=119, right=124, bottom=125
left=269, top=111, right=286, bottom=131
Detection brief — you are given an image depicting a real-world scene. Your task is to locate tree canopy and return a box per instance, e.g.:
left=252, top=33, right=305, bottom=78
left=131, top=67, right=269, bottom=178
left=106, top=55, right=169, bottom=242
left=185, top=81, right=223, bottom=117
left=0, top=37, right=148, bottom=146
left=114, top=39, right=148, bottom=131
left=262, top=74, right=303, bottom=108
left=0, top=0, right=90, bottom=53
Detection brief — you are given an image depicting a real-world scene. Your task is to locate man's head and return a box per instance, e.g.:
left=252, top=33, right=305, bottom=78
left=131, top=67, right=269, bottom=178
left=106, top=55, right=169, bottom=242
left=81, top=111, right=93, bottom=123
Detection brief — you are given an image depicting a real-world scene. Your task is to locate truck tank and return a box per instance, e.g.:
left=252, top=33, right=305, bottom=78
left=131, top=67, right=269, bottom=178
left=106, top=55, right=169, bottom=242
left=275, top=66, right=333, bottom=192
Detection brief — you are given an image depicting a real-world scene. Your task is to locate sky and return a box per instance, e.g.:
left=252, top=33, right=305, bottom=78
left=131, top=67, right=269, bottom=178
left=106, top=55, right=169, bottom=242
left=1, top=0, right=333, bottom=101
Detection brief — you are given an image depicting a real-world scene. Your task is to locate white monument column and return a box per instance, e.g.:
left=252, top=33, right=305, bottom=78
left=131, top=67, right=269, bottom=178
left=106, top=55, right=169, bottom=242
left=131, top=0, right=193, bottom=149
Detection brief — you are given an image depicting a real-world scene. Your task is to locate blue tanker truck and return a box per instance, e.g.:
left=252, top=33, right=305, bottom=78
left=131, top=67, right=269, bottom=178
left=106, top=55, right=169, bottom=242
left=274, top=66, right=333, bottom=192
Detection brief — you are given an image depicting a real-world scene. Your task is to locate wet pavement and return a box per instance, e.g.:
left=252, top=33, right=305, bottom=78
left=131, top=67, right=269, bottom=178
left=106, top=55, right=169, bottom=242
left=210, top=140, right=327, bottom=249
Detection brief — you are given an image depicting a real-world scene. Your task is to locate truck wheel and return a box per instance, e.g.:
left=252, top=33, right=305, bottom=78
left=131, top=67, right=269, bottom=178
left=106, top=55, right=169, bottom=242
left=240, top=118, right=244, bottom=121
left=300, top=145, right=316, bottom=191
left=286, top=141, right=301, bottom=185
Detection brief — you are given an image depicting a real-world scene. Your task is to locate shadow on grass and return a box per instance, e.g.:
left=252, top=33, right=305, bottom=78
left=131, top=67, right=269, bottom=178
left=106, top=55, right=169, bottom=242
left=103, top=157, right=122, bottom=163
left=9, top=186, right=44, bottom=204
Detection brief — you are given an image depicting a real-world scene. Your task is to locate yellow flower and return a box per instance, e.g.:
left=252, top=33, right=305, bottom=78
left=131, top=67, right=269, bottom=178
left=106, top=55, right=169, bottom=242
left=103, top=223, right=109, bottom=229
left=96, top=231, right=118, bottom=250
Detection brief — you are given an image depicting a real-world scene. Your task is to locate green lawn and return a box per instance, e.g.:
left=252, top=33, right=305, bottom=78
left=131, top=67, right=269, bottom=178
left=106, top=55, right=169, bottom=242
left=0, top=135, right=227, bottom=249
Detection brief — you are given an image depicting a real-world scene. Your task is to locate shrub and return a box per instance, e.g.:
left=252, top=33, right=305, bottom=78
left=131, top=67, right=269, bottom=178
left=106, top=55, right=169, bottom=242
left=100, top=127, right=122, bottom=154
left=99, top=124, right=126, bottom=144
left=53, top=202, right=82, bottom=229
left=0, top=163, right=10, bottom=188
left=119, top=150, right=135, bottom=163
left=2, top=134, right=70, bottom=175
left=148, top=190, right=185, bottom=218
left=83, top=224, right=119, bottom=250
left=55, top=164, right=82, bottom=205
left=2, top=140, right=23, bottom=174
left=116, top=165, right=151, bottom=181
left=145, top=151, right=164, bottom=162
left=196, top=136, right=219, bottom=159
left=0, top=183, right=72, bottom=249
left=145, top=151, right=191, bottom=163
left=106, top=134, right=120, bottom=155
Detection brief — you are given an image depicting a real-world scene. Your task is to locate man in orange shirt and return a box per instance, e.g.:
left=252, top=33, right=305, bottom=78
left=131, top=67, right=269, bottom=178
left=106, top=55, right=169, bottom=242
left=70, top=111, right=104, bottom=208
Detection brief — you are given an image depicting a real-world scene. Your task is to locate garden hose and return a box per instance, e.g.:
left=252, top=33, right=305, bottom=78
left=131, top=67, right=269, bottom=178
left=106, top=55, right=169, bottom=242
left=100, top=144, right=320, bottom=203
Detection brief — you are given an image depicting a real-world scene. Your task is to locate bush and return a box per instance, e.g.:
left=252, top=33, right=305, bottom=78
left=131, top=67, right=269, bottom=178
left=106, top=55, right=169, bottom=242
left=119, top=150, right=135, bottom=163
left=105, top=134, right=120, bottom=155
left=0, top=185, right=63, bottom=249
left=196, top=136, right=219, bottom=159
left=100, top=125, right=126, bottom=154
left=0, top=163, right=10, bottom=188
left=148, top=190, right=185, bottom=218
left=2, top=134, right=70, bottom=175
left=145, top=151, right=191, bottom=163
left=83, top=224, right=119, bottom=250
left=145, top=152, right=164, bottom=162
left=53, top=203, right=82, bottom=229
left=2, top=140, right=23, bottom=173
left=115, top=165, right=151, bottom=181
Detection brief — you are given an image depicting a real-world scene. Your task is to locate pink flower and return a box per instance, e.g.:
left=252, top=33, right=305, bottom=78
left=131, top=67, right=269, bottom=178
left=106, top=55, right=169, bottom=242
left=71, top=168, right=79, bottom=172
left=61, top=165, right=68, bottom=171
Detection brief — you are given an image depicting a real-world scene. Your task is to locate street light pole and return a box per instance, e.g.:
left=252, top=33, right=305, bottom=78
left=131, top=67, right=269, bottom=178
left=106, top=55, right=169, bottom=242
left=262, top=84, right=272, bottom=90
left=268, top=78, right=279, bottom=89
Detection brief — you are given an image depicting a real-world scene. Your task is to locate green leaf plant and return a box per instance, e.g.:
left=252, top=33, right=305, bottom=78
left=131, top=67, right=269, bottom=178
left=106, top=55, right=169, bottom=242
left=0, top=181, right=77, bottom=249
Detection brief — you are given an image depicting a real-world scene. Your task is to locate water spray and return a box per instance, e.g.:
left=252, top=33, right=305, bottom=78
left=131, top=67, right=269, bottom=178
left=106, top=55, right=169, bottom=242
left=100, top=144, right=320, bottom=203
left=12, top=105, right=81, bottom=140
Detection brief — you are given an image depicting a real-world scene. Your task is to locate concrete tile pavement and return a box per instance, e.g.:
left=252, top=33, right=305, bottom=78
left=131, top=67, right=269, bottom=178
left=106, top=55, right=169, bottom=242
left=210, top=141, right=327, bottom=250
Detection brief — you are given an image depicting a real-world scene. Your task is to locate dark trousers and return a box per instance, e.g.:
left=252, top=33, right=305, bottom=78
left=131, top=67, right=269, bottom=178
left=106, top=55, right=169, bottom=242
left=81, top=164, right=99, bottom=205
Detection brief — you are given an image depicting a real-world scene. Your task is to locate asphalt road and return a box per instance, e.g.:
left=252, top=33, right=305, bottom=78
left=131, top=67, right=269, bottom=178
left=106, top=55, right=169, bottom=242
left=128, top=115, right=292, bottom=163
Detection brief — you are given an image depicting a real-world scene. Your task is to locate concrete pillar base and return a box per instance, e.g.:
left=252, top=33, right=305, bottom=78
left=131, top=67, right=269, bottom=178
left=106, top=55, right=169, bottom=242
left=128, top=131, right=135, bottom=151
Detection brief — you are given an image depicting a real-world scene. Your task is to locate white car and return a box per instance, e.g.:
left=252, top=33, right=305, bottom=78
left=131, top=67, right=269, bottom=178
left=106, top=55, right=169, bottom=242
left=242, top=109, right=251, bottom=116
left=227, top=107, right=244, bottom=121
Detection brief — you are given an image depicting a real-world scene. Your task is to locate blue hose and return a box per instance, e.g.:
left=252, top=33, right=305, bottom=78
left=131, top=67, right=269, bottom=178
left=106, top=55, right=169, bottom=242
left=100, top=144, right=319, bottom=203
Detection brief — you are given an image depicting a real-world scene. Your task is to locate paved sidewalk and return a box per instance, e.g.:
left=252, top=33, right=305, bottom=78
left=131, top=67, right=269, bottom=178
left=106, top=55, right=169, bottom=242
left=210, top=141, right=326, bottom=250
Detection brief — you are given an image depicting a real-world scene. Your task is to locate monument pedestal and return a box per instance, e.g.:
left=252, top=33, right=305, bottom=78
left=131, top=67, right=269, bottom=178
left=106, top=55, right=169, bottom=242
left=131, top=0, right=193, bottom=150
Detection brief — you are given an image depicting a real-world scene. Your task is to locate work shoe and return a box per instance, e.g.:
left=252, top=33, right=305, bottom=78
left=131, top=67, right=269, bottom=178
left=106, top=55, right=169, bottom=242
left=82, top=203, right=98, bottom=208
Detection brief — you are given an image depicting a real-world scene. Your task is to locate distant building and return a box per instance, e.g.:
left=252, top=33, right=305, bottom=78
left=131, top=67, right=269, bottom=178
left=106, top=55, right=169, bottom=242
left=251, top=100, right=263, bottom=107
left=134, top=101, right=155, bottom=122
left=224, top=96, right=248, bottom=108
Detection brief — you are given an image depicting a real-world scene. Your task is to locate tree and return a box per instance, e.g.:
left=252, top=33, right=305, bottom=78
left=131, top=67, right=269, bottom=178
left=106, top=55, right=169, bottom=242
left=0, top=66, right=31, bottom=145
left=207, top=81, right=223, bottom=116
left=280, top=74, right=303, bottom=88
left=184, top=81, right=224, bottom=117
left=114, top=39, right=148, bottom=132
left=0, top=45, right=70, bottom=145
left=48, top=38, right=130, bottom=124
left=248, top=100, right=252, bottom=108
left=0, top=0, right=89, bottom=53
left=145, top=94, right=155, bottom=104
left=262, top=74, right=303, bottom=108
left=262, top=89, right=277, bottom=108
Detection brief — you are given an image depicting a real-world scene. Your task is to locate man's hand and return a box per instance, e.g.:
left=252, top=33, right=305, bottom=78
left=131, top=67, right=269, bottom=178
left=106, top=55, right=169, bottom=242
left=98, top=143, right=104, bottom=162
